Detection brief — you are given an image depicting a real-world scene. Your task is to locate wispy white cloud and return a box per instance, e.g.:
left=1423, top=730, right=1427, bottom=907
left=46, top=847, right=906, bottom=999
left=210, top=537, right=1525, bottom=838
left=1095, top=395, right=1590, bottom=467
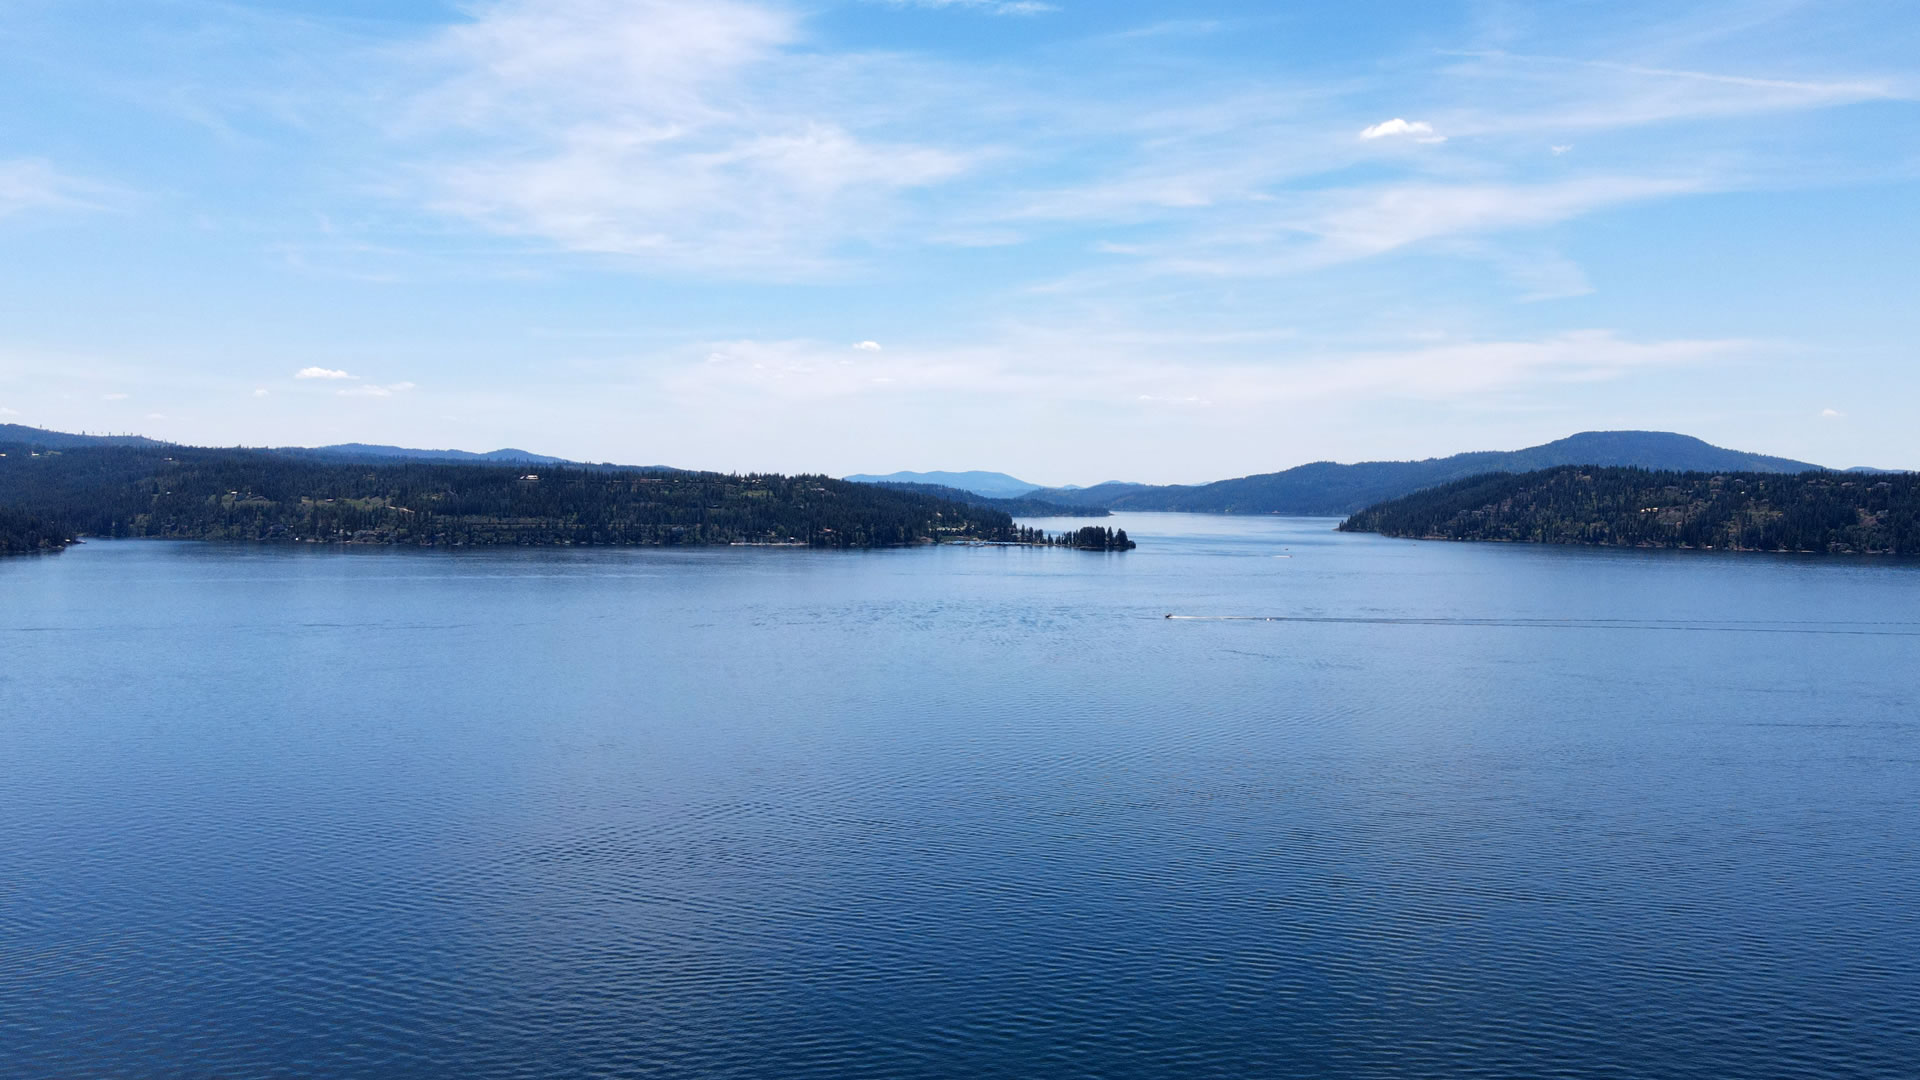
left=1020, top=174, right=1704, bottom=291
left=1304, top=175, right=1701, bottom=261
left=294, top=366, right=355, bottom=380
left=0, top=159, right=111, bottom=219
left=853, top=340, right=883, bottom=351
left=397, top=0, right=975, bottom=273
left=1433, top=51, right=1904, bottom=137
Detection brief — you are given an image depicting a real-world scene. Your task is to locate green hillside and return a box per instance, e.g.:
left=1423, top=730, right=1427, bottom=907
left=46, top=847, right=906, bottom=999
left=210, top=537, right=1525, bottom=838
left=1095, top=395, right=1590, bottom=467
left=1340, top=467, right=1920, bottom=554
left=0, top=443, right=1023, bottom=551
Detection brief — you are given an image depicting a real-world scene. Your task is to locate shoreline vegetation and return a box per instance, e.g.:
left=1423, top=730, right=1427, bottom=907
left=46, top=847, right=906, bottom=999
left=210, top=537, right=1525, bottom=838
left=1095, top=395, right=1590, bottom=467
left=0, top=506, right=71, bottom=555
left=0, top=444, right=1134, bottom=555
left=1339, top=466, right=1920, bottom=555
left=8, top=432, right=1914, bottom=560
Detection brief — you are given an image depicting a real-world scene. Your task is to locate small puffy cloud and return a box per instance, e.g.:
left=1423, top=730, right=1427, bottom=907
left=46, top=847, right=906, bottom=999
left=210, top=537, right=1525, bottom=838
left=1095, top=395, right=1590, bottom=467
left=853, top=340, right=883, bottom=351
left=1360, top=118, right=1445, bottom=143
left=1551, top=145, right=1574, bottom=155
left=338, top=381, right=417, bottom=398
left=252, top=388, right=270, bottom=397
left=1821, top=407, right=1845, bottom=419
left=295, top=366, right=356, bottom=380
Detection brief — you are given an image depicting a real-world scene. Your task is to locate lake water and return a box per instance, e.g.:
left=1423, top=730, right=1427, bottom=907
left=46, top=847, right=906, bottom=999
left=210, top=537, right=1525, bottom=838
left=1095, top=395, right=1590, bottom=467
left=4, top=513, right=1918, bottom=1078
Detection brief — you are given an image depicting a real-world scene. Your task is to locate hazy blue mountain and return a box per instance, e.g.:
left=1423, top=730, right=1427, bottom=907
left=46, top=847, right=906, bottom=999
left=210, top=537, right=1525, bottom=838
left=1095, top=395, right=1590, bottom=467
left=865, top=481, right=1108, bottom=518
left=1032, top=432, right=1834, bottom=516
left=844, top=470, right=1041, bottom=498
left=0, top=427, right=690, bottom=471
left=297, top=443, right=570, bottom=465
left=289, top=444, right=691, bottom=472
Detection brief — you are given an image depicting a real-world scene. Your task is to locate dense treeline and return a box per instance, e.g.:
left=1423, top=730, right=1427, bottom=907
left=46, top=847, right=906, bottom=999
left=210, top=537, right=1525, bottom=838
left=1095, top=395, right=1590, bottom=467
left=1340, top=466, right=1920, bottom=554
left=0, top=505, right=72, bottom=554
left=0, top=444, right=1026, bottom=550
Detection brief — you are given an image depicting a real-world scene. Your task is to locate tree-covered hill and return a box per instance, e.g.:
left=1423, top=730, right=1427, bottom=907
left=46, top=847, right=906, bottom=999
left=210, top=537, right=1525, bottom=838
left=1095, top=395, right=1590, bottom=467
left=1339, top=467, right=1920, bottom=554
left=0, top=444, right=1026, bottom=550
left=0, top=424, right=171, bottom=450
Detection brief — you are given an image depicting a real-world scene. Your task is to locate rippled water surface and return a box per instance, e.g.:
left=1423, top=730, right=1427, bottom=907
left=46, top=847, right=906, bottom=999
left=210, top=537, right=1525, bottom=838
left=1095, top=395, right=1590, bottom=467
left=4, top=514, right=1919, bottom=1078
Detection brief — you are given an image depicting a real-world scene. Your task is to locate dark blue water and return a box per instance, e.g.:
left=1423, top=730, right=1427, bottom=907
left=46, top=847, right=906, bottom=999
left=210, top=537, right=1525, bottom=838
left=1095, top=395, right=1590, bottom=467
left=4, top=514, right=1918, bottom=1078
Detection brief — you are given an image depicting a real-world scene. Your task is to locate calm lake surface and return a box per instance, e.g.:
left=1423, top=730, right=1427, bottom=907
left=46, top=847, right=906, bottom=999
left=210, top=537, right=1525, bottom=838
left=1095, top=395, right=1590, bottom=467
left=4, top=513, right=1918, bottom=1079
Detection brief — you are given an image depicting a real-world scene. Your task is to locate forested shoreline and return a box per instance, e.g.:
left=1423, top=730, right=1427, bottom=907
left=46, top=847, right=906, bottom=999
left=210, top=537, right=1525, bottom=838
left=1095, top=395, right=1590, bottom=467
left=0, top=506, right=71, bottom=554
left=0, top=444, right=1125, bottom=553
left=1340, top=466, right=1920, bottom=554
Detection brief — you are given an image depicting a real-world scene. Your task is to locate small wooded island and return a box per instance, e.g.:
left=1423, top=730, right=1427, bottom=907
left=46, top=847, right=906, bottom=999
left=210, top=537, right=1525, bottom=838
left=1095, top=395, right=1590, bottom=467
left=1340, top=466, right=1920, bottom=555
left=0, top=443, right=1131, bottom=554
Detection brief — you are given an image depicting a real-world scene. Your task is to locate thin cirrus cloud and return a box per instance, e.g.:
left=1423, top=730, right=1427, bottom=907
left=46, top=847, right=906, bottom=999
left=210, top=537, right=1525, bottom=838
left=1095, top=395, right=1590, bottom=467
left=0, top=158, right=109, bottom=219
left=1430, top=51, right=1903, bottom=138
left=1015, top=174, right=1705, bottom=290
left=294, top=366, right=356, bottom=380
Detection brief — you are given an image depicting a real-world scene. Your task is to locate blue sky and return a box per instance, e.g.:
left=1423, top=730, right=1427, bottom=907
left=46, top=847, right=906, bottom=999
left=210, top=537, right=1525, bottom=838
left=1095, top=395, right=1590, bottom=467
left=1, top=0, right=1915, bottom=482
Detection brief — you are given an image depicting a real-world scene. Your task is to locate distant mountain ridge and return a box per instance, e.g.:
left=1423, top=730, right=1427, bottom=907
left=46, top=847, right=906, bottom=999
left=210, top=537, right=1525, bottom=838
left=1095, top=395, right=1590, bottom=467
left=865, top=480, right=1108, bottom=518
left=844, top=470, right=1042, bottom=498
left=0, top=425, right=677, bottom=471
left=1030, top=432, right=1838, bottom=516
left=293, top=443, right=568, bottom=465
